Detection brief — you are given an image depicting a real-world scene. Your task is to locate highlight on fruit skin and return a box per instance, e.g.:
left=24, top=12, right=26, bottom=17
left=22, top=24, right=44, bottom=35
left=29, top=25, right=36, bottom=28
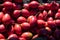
left=0, top=0, right=60, bottom=40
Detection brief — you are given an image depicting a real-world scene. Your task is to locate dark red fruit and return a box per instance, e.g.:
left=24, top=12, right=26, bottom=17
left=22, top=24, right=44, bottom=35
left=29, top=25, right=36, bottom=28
left=13, top=10, right=21, bottom=18
left=55, top=19, right=60, bottom=26
left=37, top=20, right=45, bottom=28
left=3, top=1, right=13, bottom=9
left=21, top=32, right=33, bottom=40
left=55, top=12, right=60, bottom=19
left=21, top=9, right=30, bottom=17
left=43, top=10, right=48, bottom=20
left=0, top=12, right=4, bottom=23
left=37, top=13, right=43, bottom=20
left=0, top=24, right=5, bottom=32
left=47, top=17, right=53, bottom=21
left=17, top=16, right=26, bottom=24
left=21, top=22, right=30, bottom=31
left=0, top=34, right=5, bottom=39
left=44, top=3, right=50, bottom=10
left=8, top=34, right=19, bottom=40
left=50, top=1, right=59, bottom=10
left=19, top=37, right=26, bottom=40
left=14, top=0, right=22, bottom=3
left=23, top=3, right=29, bottom=10
left=29, top=1, right=39, bottom=8
left=14, top=24, right=22, bottom=35
left=2, top=14, right=11, bottom=25
left=27, top=16, right=37, bottom=26
left=38, top=5, right=44, bottom=11
left=3, top=0, right=12, bottom=2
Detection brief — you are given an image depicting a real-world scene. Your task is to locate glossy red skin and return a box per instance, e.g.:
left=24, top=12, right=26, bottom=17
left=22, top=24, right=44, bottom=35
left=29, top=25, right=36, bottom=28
left=37, top=13, right=43, bottom=20
left=43, top=10, right=48, bottom=21
left=32, top=34, right=38, bottom=40
left=12, top=3, right=19, bottom=10
left=0, top=34, right=5, bottom=39
left=19, top=37, right=26, bottom=40
left=13, top=10, right=21, bottom=18
left=23, top=4, right=29, bottom=10
left=14, top=24, right=22, bottom=35
left=2, top=8, right=10, bottom=13
left=2, top=14, right=11, bottom=25
left=8, top=34, right=18, bottom=40
left=44, top=3, right=50, bottom=10
left=58, top=9, right=60, bottom=13
left=0, top=39, right=5, bottom=40
left=48, top=10, right=54, bottom=17
left=55, top=12, right=60, bottom=19
left=47, top=21, right=56, bottom=29
left=50, top=2, right=59, bottom=10
left=0, top=24, right=5, bottom=32
left=47, top=17, right=53, bottom=21
left=14, top=0, right=22, bottom=3
left=38, top=5, right=44, bottom=11
left=0, top=12, right=4, bottom=23
left=3, top=1, right=13, bottom=9
left=37, top=20, right=45, bottom=28
left=29, top=1, right=39, bottom=8
left=27, top=16, right=37, bottom=27
left=55, top=20, right=60, bottom=26
left=22, top=9, right=30, bottom=17
left=21, top=32, right=33, bottom=40
left=21, top=22, right=30, bottom=31
left=17, top=16, right=26, bottom=24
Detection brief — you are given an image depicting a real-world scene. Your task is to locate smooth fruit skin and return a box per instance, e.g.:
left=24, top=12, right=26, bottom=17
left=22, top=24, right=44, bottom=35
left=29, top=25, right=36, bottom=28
left=21, top=32, right=33, bottom=40
left=47, top=20, right=56, bottom=31
left=32, top=34, right=38, bottom=40
left=47, top=17, right=53, bottom=21
left=48, top=10, right=54, bottom=17
left=50, top=1, right=59, bottom=10
left=37, top=13, right=43, bottom=20
left=17, top=16, right=26, bottom=24
left=0, top=34, right=5, bottom=39
left=14, top=24, right=22, bottom=35
left=29, top=1, right=39, bottom=8
left=38, top=5, right=44, bottom=11
left=21, top=9, right=30, bottom=17
left=0, top=39, right=5, bottom=40
left=55, top=19, right=60, bottom=26
left=43, top=10, right=48, bottom=21
left=8, top=34, right=19, bottom=40
left=37, top=20, right=45, bottom=28
left=13, top=10, right=21, bottom=18
left=44, top=3, right=50, bottom=10
left=3, top=1, right=13, bottom=9
left=19, top=37, right=26, bottom=40
left=2, top=13, right=11, bottom=25
left=27, top=16, right=37, bottom=27
left=0, top=12, right=4, bottom=23
left=23, top=3, right=29, bottom=10
left=21, top=22, right=30, bottom=31
left=55, top=12, right=60, bottom=19
left=0, top=24, right=6, bottom=32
